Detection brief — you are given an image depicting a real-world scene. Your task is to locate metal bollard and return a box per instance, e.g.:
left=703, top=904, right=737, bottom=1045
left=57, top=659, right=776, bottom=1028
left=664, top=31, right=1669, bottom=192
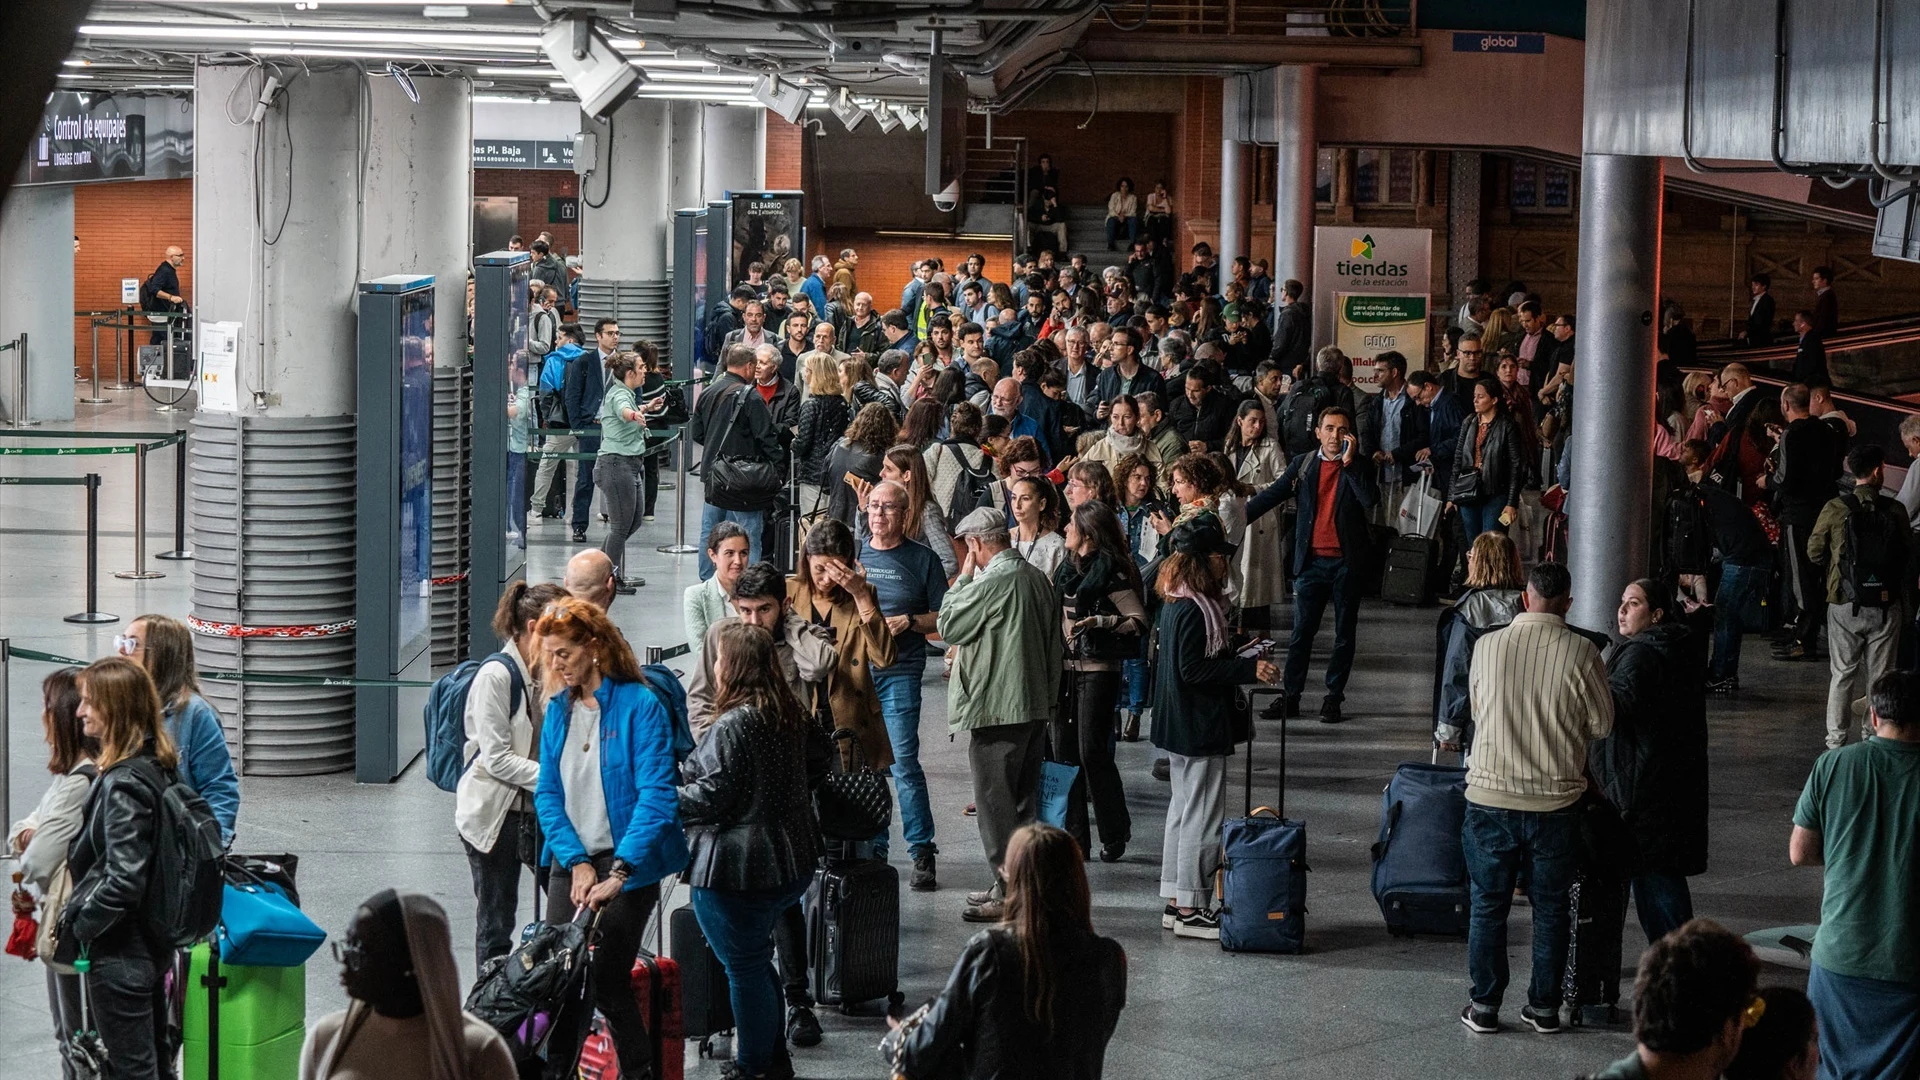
left=5, top=332, right=35, bottom=428
left=116, top=441, right=165, bottom=580
left=65, top=473, right=118, bottom=624
left=158, top=436, right=193, bottom=561
left=109, top=308, right=138, bottom=391
left=80, top=321, right=110, bottom=405
left=658, top=390, right=699, bottom=555
left=1, top=637, right=10, bottom=831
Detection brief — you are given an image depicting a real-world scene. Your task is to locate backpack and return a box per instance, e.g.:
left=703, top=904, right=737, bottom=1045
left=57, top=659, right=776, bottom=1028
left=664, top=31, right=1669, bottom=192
left=1840, top=494, right=1906, bottom=610
left=528, top=307, right=557, bottom=358
left=1663, top=485, right=1715, bottom=576
left=124, top=757, right=226, bottom=949
left=941, top=441, right=997, bottom=523
left=640, top=663, right=696, bottom=763
left=423, top=654, right=526, bottom=793
left=1279, top=379, right=1333, bottom=456
left=466, top=912, right=594, bottom=1065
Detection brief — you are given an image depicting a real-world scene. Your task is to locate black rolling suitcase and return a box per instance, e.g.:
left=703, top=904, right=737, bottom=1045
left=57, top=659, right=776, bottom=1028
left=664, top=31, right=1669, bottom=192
left=1382, top=472, right=1440, bottom=606
left=805, top=849, right=905, bottom=1013
left=669, top=904, right=735, bottom=1053
left=1562, top=871, right=1629, bottom=1026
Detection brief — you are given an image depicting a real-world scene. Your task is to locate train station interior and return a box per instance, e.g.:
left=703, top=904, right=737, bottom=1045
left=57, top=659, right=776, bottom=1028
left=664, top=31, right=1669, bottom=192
left=4, top=2, right=1920, bottom=1079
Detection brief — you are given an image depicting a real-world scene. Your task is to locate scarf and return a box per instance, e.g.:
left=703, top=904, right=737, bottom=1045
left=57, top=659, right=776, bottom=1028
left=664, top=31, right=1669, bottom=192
left=398, top=892, right=469, bottom=1080
left=1103, top=430, right=1145, bottom=457
left=1166, top=583, right=1228, bottom=657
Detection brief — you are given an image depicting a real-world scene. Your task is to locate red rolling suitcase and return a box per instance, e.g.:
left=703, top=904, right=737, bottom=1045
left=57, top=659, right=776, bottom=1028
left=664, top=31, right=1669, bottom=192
left=576, top=954, right=686, bottom=1080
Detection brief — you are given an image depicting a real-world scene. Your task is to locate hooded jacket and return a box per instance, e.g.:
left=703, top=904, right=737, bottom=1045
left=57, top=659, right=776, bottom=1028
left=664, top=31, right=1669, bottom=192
left=1591, top=621, right=1709, bottom=877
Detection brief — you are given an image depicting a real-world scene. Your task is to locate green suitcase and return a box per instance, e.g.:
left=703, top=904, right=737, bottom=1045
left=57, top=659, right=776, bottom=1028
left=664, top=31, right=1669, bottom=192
left=181, top=943, right=307, bottom=1080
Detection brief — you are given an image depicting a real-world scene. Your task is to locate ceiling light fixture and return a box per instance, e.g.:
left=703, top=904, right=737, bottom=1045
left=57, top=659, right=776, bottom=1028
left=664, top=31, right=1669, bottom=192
left=752, top=73, right=808, bottom=124
left=871, top=102, right=899, bottom=132
left=80, top=23, right=540, bottom=50
left=830, top=87, right=865, bottom=132
left=896, top=104, right=920, bottom=131
left=539, top=15, right=643, bottom=119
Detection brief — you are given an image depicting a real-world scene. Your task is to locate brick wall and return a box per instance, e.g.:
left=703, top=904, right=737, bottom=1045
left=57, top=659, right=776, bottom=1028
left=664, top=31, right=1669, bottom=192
left=975, top=109, right=1176, bottom=209
left=473, top=168, right=579, bottom=253
left=74, top=178, right=192, bottom=376
left=766, top=115, right=804, bottom=190
left=814, top=230, right=1014, bottom=311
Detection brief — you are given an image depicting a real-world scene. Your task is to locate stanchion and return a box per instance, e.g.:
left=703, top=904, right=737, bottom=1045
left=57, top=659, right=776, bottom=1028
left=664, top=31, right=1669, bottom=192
left=65, top=473, right=117, bottom=624
left=4, top=332, right=35, bottom=428
left=80, top=321, right=110, bottom=405
left=658, top=385, right=699, bottom=555
left=158, top=435, right=193, bottom=561
left=1, top=637, right=10, bottom=829
left=115, top=441, right=164, bottom=580
left=108, top=307, right=138, bottom=391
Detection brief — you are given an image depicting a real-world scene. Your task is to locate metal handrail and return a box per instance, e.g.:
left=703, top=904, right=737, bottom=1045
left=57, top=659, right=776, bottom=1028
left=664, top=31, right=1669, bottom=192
left=1086, top=0, right=1417, bottom=38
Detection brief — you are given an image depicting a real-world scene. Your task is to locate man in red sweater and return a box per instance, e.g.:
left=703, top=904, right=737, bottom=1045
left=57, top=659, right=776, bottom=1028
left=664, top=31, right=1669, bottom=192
left=1246, top=407, right=1381, bottom=723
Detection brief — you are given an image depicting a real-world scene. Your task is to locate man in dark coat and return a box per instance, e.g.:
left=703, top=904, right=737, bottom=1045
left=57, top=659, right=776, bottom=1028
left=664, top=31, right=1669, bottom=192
left=1269, top=278, right=1312, bottom=377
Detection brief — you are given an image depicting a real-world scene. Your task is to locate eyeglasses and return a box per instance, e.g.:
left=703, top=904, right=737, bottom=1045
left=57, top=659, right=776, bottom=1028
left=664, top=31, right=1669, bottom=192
left=867, top=502, right=904, bottom=516
left=113, top=634, right=141, bottom=656
left=1458, top=348, right=1483, bottom=358
left=330, top=939, right=366, bottom=971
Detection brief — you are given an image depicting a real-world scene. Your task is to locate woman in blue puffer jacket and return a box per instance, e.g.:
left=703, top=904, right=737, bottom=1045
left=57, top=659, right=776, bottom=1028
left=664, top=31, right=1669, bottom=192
left=533, top=596, right=689, bottom=1080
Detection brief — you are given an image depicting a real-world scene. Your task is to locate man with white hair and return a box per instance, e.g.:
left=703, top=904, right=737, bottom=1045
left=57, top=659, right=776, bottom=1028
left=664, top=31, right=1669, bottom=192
left=939, top=507, right=1062, bottom=921
left=844, top=291, right=884, bottom=357
left=564, top=548, right=618, bottom=609
left=801, top=253, right=832, bottom=316
left=1063, top=327, right=1097, bottom=412
left=991, top=377, right=1045, bottom=452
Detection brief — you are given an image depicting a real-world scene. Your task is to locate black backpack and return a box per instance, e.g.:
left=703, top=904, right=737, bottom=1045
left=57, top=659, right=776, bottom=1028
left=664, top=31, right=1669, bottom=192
left=125, top=757, right=226, bottom=949
left=1663, top=485, right=1716, bottom=576
left=1840, top=494, right=1907, bottom=609
left=1279, top=379, right=1333, bottom=456
left=466, top=912, right=595, bottom=1065
left=941, top=442, right=996, bottom=522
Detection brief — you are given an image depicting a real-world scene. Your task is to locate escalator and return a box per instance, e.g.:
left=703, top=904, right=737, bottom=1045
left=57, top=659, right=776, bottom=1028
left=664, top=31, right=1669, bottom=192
left=1694, top=312, right=1920, bottom=403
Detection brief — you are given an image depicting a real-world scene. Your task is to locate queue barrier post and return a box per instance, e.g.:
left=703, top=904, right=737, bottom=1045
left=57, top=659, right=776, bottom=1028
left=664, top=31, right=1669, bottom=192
left=644, top=642, right=691, bottom=667
left=115, top=440, right=164, bottom=581
left=80, top=319, right=109, bottom=405
left=1, top=638, right=10, bottom=832
left=4, top=332, right=35, bottom=428
left=64, top=473, right=117, bottom=624
left=158, top=434, right=193, bottom=561
left=658, top=383, right=699, bottom=555
left=108, top=309, right=138, bottom=392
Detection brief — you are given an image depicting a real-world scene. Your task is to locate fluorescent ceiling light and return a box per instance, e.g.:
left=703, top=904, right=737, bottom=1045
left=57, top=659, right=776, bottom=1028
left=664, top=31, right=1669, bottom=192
left=176, top=1, right=514, bottom=5
left=80, top=24, right=541, bottom=50
left=475, top=94, right=554, bottom=104
left=251, top=45, right=518, bottom=62
left=64, top=59, right=91, bottom=66
left=58, top=73, right=97, bottom=79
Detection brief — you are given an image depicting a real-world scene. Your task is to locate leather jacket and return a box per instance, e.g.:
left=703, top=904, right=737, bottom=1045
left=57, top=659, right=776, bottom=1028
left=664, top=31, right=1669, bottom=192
left=1450, top=411, right=1525, bottom=509
left=676, top=705, right=824, bottom=891
left=890, top=928, right=1127, bottom=1080
left=60, top=748, right=166, bottom=958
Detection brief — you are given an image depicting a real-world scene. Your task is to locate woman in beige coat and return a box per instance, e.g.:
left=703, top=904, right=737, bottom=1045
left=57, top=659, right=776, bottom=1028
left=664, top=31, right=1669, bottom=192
left=786, top=518, right=897, bottom=769
left=1225, top=400, right=1288, bottom=625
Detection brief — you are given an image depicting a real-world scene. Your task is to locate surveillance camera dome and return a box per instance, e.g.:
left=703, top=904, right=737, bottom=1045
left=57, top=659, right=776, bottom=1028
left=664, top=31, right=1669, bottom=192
left=931, top=179, right=960, bottom=213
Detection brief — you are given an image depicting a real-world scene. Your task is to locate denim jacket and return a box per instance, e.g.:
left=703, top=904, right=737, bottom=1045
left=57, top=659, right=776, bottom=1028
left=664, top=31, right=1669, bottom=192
left=165, top=694, right=240, bottom=846
left=535, top=676, right=690, bottom=890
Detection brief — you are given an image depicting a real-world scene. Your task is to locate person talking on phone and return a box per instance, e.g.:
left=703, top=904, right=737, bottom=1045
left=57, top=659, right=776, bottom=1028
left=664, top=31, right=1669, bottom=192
left=1244, top=407, right=1381, bottom=724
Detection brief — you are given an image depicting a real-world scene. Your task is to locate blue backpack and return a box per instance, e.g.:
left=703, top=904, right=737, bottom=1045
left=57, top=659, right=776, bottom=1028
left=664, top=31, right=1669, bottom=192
left=424, top=653, right=526, bottom=792
left=639, top=662, right=695, bottom=763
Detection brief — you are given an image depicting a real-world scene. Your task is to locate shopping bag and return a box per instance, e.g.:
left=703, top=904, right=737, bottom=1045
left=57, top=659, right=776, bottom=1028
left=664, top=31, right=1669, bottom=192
left=1036, top=759, right=1081, bottom=828
left=1395, top=471, right=1443, bottom=538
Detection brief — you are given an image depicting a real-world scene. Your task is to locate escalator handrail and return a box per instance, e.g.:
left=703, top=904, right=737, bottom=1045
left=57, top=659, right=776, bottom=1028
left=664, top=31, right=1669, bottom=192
left=1679, top=364, right=1920, bottom=419
left=1696, top=312, right=1920, bottom=360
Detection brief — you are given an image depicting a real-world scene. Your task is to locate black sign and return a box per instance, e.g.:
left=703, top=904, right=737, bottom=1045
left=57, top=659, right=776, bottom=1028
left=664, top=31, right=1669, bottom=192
left=731, top=192, right=804, bottom=286
left=473, top=139, right=576, bottom=170
left=549, top=197, right=579, bottom=224
left=20, top=92, right=192, bottom=186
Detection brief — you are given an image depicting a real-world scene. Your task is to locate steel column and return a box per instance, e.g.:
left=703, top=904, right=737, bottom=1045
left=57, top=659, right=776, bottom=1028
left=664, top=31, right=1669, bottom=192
left=1272, top=65, right=1318, bottom=293
left=1567, top=153, right=1664, bottom=634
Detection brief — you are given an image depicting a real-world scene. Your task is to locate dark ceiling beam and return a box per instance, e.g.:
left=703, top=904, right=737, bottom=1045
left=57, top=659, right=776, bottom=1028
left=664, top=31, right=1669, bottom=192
left=1, top=0, right=90, bottom=215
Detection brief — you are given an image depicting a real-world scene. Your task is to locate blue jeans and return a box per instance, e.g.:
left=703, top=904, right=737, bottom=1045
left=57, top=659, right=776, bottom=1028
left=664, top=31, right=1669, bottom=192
left=691, top=877, right=811, bottom=1075
left=1457, top=498, right=1509, bottom=541
left=871, top=658, right=936, bottom=860
left=1629, top=872, right=1693, bottom=944
left=1122, top=657, right=1150, bottom=711
left=1285, top=556, right=1359, bottom=701
left=1711, top=562, right=1769, bottom=681
left=697, top=503, right=765, bottom=579
left=1462, top=803, right=1579, bottom=1011
left=1105, top=215, right=1139, bottom=247
left=1807, top=962, right=1920, bottom=1080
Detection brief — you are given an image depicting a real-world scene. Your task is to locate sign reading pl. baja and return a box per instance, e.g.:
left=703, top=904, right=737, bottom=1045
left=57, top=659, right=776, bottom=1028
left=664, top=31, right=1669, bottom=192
left=1312, top=226, right=1431, bottom=349
left=1333, top=293, right=1429, bottom=394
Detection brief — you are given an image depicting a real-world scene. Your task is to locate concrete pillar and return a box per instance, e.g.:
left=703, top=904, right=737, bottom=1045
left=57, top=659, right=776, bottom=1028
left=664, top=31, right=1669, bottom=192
left=1271, top=65, right=1318, bottom=292
left=195, top=66, right=362, bottom=416
left=1567, top=153, right=1663, bottom=633
left=361, top=75, right=472, bottom=373
left=1219, top=138, right=1246, bottom=270
left=0, top=184, right=76, bottom=422
left=668, top=100, right=706, bottom=214
left=581, top=97, right=671, bottom=281
left=701, top=103, right=765, bottom=200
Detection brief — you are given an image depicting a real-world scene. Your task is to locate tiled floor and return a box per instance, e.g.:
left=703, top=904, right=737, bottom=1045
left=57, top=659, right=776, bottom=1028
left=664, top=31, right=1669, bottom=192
left=2, top=393, right=1827, bottom=1078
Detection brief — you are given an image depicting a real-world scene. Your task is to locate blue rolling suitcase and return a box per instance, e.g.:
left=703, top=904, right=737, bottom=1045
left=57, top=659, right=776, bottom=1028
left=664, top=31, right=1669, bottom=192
left=1370, top=753, right=1471, bottom=937
left=1218, top=687, right=1308, bottom=954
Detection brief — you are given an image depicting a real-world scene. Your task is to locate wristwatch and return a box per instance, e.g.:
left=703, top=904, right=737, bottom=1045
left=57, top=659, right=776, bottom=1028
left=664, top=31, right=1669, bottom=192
left=608, top=858, right=634, bottom=881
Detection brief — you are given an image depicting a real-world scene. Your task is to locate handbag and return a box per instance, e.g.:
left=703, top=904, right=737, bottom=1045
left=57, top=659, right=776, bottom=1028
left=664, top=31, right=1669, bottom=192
left=705, top=386, right=784, bottom=503
left=516, top=812, right=545, bottom=872
left=35, top=867, right=74, bottom=970
left=1448, top=463, right=1488, bottom=503
left=815, top=728, right=893, bottom=841
left=216, top=880, right=326, bottom=966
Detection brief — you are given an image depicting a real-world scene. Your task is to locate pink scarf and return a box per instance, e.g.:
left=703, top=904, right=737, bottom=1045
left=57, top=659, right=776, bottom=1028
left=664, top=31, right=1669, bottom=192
left=1167, top=584, right=1228, bottom=657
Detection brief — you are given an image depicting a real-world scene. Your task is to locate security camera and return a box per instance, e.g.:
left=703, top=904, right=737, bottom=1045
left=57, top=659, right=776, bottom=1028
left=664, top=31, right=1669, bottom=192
left=931, top=179, right=960, bottom=213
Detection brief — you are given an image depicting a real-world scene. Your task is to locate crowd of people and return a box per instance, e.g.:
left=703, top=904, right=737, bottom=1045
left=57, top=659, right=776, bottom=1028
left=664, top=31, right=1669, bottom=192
left=8, top=239, right=1917, bottom=1080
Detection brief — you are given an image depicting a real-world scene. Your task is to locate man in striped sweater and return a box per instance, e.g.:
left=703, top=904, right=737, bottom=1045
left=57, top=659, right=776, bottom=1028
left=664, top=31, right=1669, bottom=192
left=1459, top=561, right=1615, bottom=1036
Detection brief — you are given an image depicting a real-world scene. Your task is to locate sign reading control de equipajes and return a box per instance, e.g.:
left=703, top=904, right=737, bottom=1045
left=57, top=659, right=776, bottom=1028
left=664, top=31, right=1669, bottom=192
left=1311, top=226, right=1432, bottom=350
left=28, top=97, right=145, bottom=183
